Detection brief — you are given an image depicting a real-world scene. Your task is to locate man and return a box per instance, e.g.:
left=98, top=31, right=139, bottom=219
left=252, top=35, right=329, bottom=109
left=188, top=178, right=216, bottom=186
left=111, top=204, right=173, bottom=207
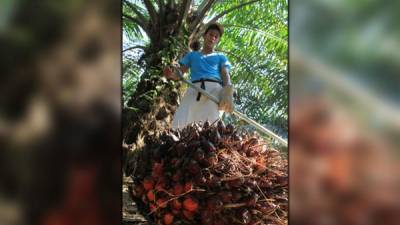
left=163, top=23, right=234, bottom=129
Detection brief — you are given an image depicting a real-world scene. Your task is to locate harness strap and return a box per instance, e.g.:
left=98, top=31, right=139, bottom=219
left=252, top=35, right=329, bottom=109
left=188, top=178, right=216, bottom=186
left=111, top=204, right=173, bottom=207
left=192, top=79, right=222, bottom=101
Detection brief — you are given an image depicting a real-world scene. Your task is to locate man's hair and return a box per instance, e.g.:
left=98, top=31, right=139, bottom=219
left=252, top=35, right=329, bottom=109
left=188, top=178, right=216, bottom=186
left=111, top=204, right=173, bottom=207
left=204, top=23, right=224, bottom=37
left=189, top=23, right=224, bottom=51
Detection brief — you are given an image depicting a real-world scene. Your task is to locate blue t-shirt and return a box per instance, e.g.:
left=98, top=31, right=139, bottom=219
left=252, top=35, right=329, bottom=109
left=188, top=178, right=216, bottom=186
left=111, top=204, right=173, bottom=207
left=179, top=51, right=232, bottom=82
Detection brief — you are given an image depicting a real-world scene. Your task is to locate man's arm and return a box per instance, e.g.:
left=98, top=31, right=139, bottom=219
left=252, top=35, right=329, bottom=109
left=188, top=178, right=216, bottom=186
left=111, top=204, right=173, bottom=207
left=219, top=67, right=234, bottom=112
left=163, top=65, right=189, bottom=80
left=220, top=67, right=232, bottom=86
left=178, top=65, right=189, bottom=75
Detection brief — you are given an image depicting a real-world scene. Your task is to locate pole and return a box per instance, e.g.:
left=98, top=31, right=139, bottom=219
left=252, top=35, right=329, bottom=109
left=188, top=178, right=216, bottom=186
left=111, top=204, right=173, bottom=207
left=173, top=68, right=288, bottom=147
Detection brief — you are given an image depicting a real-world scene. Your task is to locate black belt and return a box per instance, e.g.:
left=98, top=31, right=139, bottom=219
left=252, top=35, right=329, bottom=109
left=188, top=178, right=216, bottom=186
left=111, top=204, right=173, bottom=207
left=192, top=79, right=222, bottom=101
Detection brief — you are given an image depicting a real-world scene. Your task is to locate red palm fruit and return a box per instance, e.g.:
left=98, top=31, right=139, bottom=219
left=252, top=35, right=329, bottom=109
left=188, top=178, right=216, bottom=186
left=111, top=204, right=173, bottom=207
left=149, top=204, right=157, bottom=212
left=225, top=123, right=235, bottom=134
left=167, top=188, right=174, bottom=195
left=172, top=171, right=182, bottom=182
left=240, top=142, right=249, bottom=153
left=183, top=197, right=198, bottom=212
left=246, top=193, right=259, bottom=207
left=248, top=137, right=259, bottom=146
left=231, top=131, right=242, bottom=142
left=246, top=179, right=257, bottom=189
left=214, top=219, right=226, bottom=225
left=208, top=129, right=219, bottom=145
left=163, top=67, right=174, bottom=78
left=157, top=176, right=166, bottom=183
left=195, top=175, right=207, bottom=185
left=219, top=191, right=233, bottom=203
left=173, top=183, right=183, bottom=195
left=175, top=142, right=186, bottom=155
left=187, top=140, right=201, bottom=150
left=277, top=176, right=288, bottom=186
left=143, top=177, right=155, bottom=191
left=232, top=191, right=242, bottom=202
left=182, top=210, right=195, bottom=220
left=147, top=190, right=155, bottom=202
left=156, top=198, right=168, bottom=208
left=201, top=210, right=213, bottom=224
left=208, top=176, right=221, bottom=188
left=247, top=150, right=259, bottom=157
left=171, top=171, right=181, bottom=182
left=183, top=181, right=193, bottom=192
left=187, top=160, right=200, bottom=175
left=201, top=139, right=216, bottom=152
left=170, top=158, right=179, bottom=167
left=259, top=179, right=272, bottom=188
left=155, top=181, right=165, bottom=192
left=194, top=148, right=205, bottom=162
left=206, top=153, right=217, bottom=166
left=152, top=162, right=163, bottom=177
left=214, top=198, right=224, bottom=211
left=206, top=198, right=215, bottom=211
left=163, top=213, right=174, bottom=225
left=171, top=209, right=180, bottom=215
left=184, top=181, right=193, bottom=192
left=171, top=199, right=182, bottom=210
left=228, top=177, right=245, bottom=188
left=41, top=210, right=72, bottom=225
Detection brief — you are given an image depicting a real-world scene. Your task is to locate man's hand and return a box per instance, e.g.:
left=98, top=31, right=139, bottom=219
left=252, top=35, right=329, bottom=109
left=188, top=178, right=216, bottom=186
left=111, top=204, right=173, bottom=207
left=163, top=67, right=180, bottom=81
left=219, top=66, right=234, bottom=112
left=219, top=85, right=234, bottom=113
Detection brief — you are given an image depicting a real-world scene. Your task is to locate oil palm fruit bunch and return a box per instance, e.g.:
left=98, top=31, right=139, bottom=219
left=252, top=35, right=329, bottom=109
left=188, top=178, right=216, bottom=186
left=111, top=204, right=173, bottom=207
left=129, top=121, right=288, bottom=225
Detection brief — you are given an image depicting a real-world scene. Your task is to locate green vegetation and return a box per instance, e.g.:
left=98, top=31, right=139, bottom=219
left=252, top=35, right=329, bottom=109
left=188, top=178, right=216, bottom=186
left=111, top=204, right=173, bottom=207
left=123, top=0, right=288, bottom=145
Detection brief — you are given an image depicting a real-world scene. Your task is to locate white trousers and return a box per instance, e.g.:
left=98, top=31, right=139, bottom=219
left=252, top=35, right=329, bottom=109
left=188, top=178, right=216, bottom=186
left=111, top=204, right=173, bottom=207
left=172, top=81, right=223, bottom=129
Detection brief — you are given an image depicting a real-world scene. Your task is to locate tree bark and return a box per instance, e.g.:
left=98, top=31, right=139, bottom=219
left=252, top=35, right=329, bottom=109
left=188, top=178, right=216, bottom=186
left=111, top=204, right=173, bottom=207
left=123, top=0, right=214, bottom=176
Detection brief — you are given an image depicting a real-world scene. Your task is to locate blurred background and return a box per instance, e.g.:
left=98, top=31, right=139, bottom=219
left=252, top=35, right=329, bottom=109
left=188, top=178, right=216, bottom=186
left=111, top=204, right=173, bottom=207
left=0, top=0, right=121, bottom=225
left=290, top=0, right=400, bottom=224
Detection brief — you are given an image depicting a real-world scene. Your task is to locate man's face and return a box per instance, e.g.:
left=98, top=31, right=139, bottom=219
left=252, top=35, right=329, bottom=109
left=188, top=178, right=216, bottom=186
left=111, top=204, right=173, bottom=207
left=203, top=29, right=221, bottom=49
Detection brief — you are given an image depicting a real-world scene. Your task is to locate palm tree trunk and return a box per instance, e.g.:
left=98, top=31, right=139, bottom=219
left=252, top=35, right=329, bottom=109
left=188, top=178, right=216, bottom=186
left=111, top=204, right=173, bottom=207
left=122, top=48, right=183, bottom=175
left=122, top=0, right=219, bottom=175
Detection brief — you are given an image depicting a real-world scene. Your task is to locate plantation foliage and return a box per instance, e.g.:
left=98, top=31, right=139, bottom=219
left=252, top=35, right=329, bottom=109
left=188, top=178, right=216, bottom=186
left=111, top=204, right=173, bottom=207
left=123, top=0, right=288, bottom=140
